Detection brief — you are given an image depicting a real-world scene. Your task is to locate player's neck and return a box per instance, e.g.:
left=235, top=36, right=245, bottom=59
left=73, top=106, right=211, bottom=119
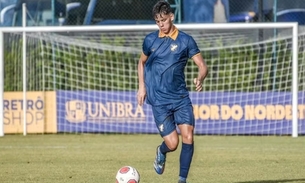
left=166, top=25, right=175, bottom=36
left=162, top=25, right=175, bottom=37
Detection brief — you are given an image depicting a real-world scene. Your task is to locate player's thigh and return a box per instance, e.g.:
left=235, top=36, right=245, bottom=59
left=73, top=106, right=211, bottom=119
left=174, top=103, right=195, bottom=127
left=174, top=102, right=195, bottom=143
left=151, top=105, right=177, bottom=138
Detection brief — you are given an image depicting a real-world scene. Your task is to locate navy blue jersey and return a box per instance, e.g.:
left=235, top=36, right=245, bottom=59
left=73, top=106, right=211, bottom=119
left=142, top=27, right=200, bottom=106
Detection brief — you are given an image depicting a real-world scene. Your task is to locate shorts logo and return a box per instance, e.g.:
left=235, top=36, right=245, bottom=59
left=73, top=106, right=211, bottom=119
left=159, top=124, right=164, bottom=132
left=65, top=100, right=86, bottom=123
left=170, top=44, right=178, bottom=51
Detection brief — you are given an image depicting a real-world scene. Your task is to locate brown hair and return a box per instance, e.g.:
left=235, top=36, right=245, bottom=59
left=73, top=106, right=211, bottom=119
left=152, top=0, right=173, bottom=19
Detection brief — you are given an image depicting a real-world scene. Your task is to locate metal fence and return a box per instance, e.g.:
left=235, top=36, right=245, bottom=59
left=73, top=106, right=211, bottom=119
left=0, top=0, right=305, bottom=26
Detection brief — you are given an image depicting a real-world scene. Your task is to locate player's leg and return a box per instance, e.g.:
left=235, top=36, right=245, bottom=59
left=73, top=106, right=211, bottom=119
left=174, top=101, right=195, bottom=183
left=155, top=129, right=179, bottom=174
left=160, top=129, right=179, bottom=153
left=177, top=124, right=194, bottom=183
left=152, top=105, right=179, bottom=174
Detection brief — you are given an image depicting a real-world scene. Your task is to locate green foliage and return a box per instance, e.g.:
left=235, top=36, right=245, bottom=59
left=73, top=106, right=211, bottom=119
left=187, top=39, right=304, bottom=92
left=4, top=36, right=304, bottom=92
left=4, top=38, right=23, bottom=91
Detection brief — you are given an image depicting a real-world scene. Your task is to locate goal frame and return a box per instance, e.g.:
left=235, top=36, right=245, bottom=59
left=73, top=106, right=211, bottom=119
left=0, top=23, right=299, bottom=137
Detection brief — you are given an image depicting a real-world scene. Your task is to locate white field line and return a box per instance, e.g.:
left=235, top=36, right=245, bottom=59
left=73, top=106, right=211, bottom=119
left=0, top=145, right=81, bottom=149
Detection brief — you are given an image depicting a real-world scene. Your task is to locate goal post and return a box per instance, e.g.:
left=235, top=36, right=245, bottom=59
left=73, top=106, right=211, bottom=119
left=0, top=31, right=3, bottom=137
left=0, top=23, right=302, bottom=137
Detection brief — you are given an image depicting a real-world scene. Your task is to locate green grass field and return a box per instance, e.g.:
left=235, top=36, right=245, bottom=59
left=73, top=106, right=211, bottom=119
left=0, top=134, right=305, bottom=183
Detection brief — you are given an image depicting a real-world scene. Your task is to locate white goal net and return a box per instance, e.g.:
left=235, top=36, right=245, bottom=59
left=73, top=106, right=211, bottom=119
left=0, top=24, right=304, bottom=137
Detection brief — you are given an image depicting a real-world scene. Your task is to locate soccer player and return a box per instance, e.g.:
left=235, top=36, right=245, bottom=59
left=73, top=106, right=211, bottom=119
left=137, top=1, right=208, bottom=183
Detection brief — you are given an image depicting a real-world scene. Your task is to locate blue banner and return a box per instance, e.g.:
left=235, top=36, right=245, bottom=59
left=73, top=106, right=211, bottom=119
left=57, top=91, right=305, bottom=135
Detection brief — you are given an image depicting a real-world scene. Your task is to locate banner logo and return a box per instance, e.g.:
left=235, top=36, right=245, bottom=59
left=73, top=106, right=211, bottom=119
left=64, top=100, right=145, bottom=123
left=65, top=100, right=86, bottom=123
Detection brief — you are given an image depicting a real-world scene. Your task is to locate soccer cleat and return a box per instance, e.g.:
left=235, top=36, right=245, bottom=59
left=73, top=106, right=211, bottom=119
left=178, top=180, right=187, bottom=183
left=153, top=145, right=166, bottom=174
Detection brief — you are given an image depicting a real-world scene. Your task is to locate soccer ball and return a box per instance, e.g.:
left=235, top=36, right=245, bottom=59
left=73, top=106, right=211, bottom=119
left=115, top=166, right=140, bottom=183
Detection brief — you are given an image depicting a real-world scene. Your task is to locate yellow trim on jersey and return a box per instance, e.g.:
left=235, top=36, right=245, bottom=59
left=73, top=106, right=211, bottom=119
left=191, top=52, right=201, bottom=58
left=158, top=26, right=178, bottom=40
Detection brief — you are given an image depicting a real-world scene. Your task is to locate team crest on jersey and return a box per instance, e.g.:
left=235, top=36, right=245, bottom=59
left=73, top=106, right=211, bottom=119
left=159, top=124, right=164, bottom=132
left=170, top=44, right=178, bottom=51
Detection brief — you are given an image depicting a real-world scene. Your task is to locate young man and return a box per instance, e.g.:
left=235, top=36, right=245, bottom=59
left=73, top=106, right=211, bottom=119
left=137, top=1, right=208, bottom=183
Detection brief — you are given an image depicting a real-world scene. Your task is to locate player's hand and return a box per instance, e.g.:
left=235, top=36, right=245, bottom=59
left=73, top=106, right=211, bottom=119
left=137, top=88, right=146, bottom=106
left=193, top=78, right=203, bottom=91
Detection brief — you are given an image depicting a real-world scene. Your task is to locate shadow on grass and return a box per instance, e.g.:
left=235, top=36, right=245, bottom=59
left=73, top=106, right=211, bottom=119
left=237, top=179, right=305, bottom=183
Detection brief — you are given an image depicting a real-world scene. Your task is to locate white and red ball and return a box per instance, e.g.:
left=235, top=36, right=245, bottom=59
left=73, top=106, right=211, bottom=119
left=115, top=166, right=140, bottom=183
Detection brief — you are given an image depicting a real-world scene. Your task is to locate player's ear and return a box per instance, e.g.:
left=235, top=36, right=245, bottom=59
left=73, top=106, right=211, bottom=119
left=170, top=13, right=174, bottom=22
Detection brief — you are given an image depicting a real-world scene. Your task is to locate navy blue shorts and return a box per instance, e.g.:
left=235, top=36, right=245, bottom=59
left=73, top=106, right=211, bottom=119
left=151, top=98, right=195, bottom=137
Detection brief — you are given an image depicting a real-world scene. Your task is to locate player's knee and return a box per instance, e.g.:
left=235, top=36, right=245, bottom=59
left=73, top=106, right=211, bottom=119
left=181, top=133, right=193, bottom=144
left=166, top=138, right=179, bottom=151
left=167, top=142, right=178, bottom=151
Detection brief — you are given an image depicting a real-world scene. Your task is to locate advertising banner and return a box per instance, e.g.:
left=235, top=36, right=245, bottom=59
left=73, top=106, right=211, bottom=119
left=4, top=91, right=57, bottom=133
left=57, top=91, right=305, bottom=135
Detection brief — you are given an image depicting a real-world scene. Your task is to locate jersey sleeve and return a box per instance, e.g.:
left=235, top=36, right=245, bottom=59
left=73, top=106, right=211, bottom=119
left=187, top=36, right=200, bottom=58
left=142, top=36, right=151, bottom=56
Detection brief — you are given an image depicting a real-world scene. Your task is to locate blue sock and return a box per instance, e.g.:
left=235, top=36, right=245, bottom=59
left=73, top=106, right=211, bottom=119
left=179, top=142, right=194, bottom=180
left=159, top=141, right=171, bottom=154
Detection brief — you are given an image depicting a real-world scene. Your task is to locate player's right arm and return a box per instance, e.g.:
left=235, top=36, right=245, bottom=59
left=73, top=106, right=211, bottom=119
left=137, top=52, right=148, bottom=106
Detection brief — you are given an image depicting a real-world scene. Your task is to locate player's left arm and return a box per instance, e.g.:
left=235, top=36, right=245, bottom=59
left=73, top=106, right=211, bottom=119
left=192, top=53, right=208, bottom=91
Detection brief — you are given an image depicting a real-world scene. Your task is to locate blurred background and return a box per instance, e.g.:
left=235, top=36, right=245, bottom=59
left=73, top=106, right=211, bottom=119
left=0, top=0, right=304, bottom=26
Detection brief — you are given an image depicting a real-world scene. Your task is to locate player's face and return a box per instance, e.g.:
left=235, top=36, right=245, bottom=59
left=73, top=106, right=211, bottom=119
left=154, top=13, right=174, bottom=35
